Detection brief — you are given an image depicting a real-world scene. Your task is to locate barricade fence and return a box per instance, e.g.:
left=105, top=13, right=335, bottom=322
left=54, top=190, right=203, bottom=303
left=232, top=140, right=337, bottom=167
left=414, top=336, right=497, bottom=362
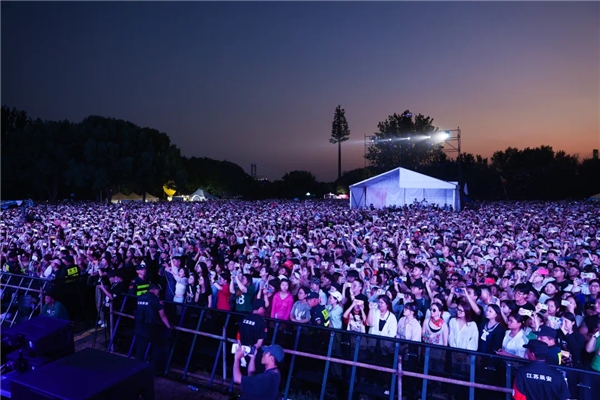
left=0, top=272, right=100, bottom=331
left=109, top=294, right=600, bottom=400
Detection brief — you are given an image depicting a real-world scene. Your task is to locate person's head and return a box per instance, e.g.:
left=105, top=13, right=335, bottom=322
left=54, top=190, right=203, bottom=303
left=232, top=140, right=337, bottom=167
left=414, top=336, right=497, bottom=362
left=524, top=339, right=549, bottom=361
left=253, top=299, right=266, bottom=316
left=456, top=301, right=473, bottom=322
left=136, top=263, right=147, bottom=278
left=412, top=264, right=424, bottom=279
left=403, top=302, right=417, bottom=319
left=466, top=285, right=480, bottom=302
left=377, top=295, right=393, bottom=313
left=44, top=293, right=55, bottom=305
left=408, top=278, right=422, bottom=294
left=536, top=325, right=556, bottom=346
left=429, top=302, right=443, bottom=320
left=261, top=344, right=284, bottom=367
left=485, top=304, right=503, bottom=325
left=507, top=312, right=525, bottom=332
left=306, top=291, right=320, bottom=307
left=552, top=265, right=566, bottom=281
left=329, top=290, right=342, bottom=306
left=561, top=312, right=577, bottom=332
left=545, top=298, right=558, bottom=316
left=279, top=278, right=289, bottom=293
left=500, top=299, right=516, bottom=316
left=589, top=279, right=600, bottom=296
left=148, top=284, right=161, bottom=296
left=297, top=286, right=310, bottom=302
left=351, top=279, right=364, bottom=295
left=542, top=281, right=558, bottom=297
left=310, top=277, right=321, bottom=292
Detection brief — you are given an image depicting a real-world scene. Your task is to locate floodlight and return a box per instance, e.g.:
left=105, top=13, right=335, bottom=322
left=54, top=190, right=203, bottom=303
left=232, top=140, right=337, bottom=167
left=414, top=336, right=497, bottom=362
left=306, top=192, right=311, bottom=196
left=441, top=131, right=450, bottom=140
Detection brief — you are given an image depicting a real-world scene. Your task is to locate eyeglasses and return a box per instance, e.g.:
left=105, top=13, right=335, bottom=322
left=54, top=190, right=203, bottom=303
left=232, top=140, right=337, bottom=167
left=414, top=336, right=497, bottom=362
left=457, top=308, right=465, bottom=313
left=450, top=278, right=458, bottom=281
left=430, top=308, right=440, bottom=312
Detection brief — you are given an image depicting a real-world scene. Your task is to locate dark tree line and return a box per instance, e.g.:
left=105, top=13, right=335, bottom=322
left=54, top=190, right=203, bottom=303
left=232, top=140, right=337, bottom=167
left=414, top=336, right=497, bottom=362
left=2, top=106, right=598, bottom=201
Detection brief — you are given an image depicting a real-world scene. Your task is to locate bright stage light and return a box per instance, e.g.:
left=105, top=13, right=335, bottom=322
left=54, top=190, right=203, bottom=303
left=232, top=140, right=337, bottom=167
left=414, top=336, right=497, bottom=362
left=440, top=131, right=450, bottom=140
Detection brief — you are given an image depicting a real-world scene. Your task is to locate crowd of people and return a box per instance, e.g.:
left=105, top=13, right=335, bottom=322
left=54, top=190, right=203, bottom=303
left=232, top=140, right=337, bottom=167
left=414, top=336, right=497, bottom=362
left=1, top=199, right=600, bottom=395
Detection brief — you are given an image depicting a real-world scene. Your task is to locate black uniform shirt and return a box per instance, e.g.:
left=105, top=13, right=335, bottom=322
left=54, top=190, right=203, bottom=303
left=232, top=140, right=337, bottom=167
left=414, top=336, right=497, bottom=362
left=310, top=305, right=330, bottom=327
left=135, top=292, right=164, bottom=327
left=238, top=313, right=268, bottom=347
left=513, top=361, right=570, bottom=400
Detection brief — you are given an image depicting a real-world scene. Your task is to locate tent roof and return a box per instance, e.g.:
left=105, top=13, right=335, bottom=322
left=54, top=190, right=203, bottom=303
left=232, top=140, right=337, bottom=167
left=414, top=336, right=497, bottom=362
left=190, top=188, right=206, bottom=197
left=588, top=193, right=600, bottom=200
left=144, top=192, right=158, bottom=200
left=350, top=167, right=457, bottom=189
left=111, top=192, right=129, bottom=200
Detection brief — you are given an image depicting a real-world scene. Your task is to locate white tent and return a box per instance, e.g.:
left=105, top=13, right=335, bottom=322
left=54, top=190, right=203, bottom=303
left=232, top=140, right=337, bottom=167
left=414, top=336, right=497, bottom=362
left=189, top=188, right=208, bottom=202
left=349, top=167, right=460, bottom=211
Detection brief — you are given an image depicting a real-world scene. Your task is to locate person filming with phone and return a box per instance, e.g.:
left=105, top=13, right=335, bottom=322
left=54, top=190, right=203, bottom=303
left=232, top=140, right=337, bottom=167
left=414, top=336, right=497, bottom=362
left=233, top=342, right=283, bottom=400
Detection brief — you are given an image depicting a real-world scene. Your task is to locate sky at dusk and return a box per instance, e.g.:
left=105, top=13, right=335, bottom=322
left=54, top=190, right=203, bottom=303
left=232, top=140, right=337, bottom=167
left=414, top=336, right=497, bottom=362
left=2, top=2, right=599, bottom=182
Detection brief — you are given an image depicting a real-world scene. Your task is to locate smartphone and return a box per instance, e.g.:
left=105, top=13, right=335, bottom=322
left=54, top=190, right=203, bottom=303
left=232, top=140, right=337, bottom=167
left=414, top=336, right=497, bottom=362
left=518, top=308, right=533, bottom=317
left=537, top=304, right=548, bottom=312
left=231, top=343, right=253, bottom=355
left=537, top=268, right=549, bottom=275
left=454, top=288, right=464, bottom=295
left=355, top=300, right=364, bottom=307
left=561, top=300, right=570, bottom=307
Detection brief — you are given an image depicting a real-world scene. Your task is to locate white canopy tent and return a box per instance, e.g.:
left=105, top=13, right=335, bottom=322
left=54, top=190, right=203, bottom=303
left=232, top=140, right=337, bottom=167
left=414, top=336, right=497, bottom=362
left=349, top=167, right=460, bottom=211
left=189, top=188, right=208, bottom=202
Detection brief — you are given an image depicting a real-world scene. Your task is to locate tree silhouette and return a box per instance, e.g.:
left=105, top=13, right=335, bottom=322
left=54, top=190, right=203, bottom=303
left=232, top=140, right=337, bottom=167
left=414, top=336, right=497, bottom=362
left=329, top=105, right=351, bottom=180
left=365, top=110, right=444, bottom=173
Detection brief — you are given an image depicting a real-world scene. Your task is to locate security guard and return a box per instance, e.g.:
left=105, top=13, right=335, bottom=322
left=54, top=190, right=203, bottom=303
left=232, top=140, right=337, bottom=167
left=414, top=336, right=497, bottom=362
left=307, top=292, right=330, bottom=327
left=513, top=339, right=570, bottom=400
left=129, top=262, right=150, bottom=296
left=134, top=284, right=172, bottom=374
left=307, top=291, right=330, bottom=353
left=62, top=255, right=80, bottom=279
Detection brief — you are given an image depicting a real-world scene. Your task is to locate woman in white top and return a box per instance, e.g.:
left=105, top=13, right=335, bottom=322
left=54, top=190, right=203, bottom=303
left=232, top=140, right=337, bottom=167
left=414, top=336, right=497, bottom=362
left=448, top=301, right=480, bottom=380
left=169, top=265, right=189, bottom=304
left=367, top=295, right=398, bottom=355
left=448, top=301, right=479, bottom=351
left=496, top=312, right=528, bottom=358
left=397, top=302, right=422, bottom=342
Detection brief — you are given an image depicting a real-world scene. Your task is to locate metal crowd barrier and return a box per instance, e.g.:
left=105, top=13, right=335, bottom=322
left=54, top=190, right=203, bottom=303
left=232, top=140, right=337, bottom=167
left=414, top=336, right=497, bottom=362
left=108, top=294, right=600, bottom=400
left=0, top=272, right=93, bottom=331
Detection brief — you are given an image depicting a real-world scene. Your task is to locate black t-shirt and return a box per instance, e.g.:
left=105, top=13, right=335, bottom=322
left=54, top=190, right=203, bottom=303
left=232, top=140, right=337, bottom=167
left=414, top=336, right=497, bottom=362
left=342, top=288, right=368, bottom=312
left=238, top=313, right=268, bottom=347
left=240, top=367, right=281, bottom=400
left=554, top=279, right=572, bottom=292
left=555, top=329, right=586, bottom=369
left=515, top=301, right=536, bottom=314
left=513, top=361, right=570, bottom=400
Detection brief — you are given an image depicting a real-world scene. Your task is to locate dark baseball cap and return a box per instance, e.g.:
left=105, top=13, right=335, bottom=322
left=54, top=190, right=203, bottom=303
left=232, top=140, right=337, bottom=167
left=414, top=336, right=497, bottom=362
left=523, top=339, right=549, bottom=358
left=136, top=263, right=147, bottom=270
left=561, top=312, right=576, bottom=324
left=262, top=344, right=285, bottom=363
left=536, top=325, right=557, bottom=340
left=306, top=292, right=320, bottom=300
left=148, top=283, right=161, bottom=291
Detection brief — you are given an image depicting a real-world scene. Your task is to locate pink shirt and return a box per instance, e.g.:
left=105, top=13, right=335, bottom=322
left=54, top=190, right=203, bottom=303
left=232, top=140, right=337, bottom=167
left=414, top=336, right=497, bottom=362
left=271, top=292, right=294, bottom=320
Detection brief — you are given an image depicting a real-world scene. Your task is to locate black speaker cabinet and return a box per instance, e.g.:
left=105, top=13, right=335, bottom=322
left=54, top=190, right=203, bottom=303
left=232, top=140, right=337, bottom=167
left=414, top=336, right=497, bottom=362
left=9, top=348, right=155, bottom=400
